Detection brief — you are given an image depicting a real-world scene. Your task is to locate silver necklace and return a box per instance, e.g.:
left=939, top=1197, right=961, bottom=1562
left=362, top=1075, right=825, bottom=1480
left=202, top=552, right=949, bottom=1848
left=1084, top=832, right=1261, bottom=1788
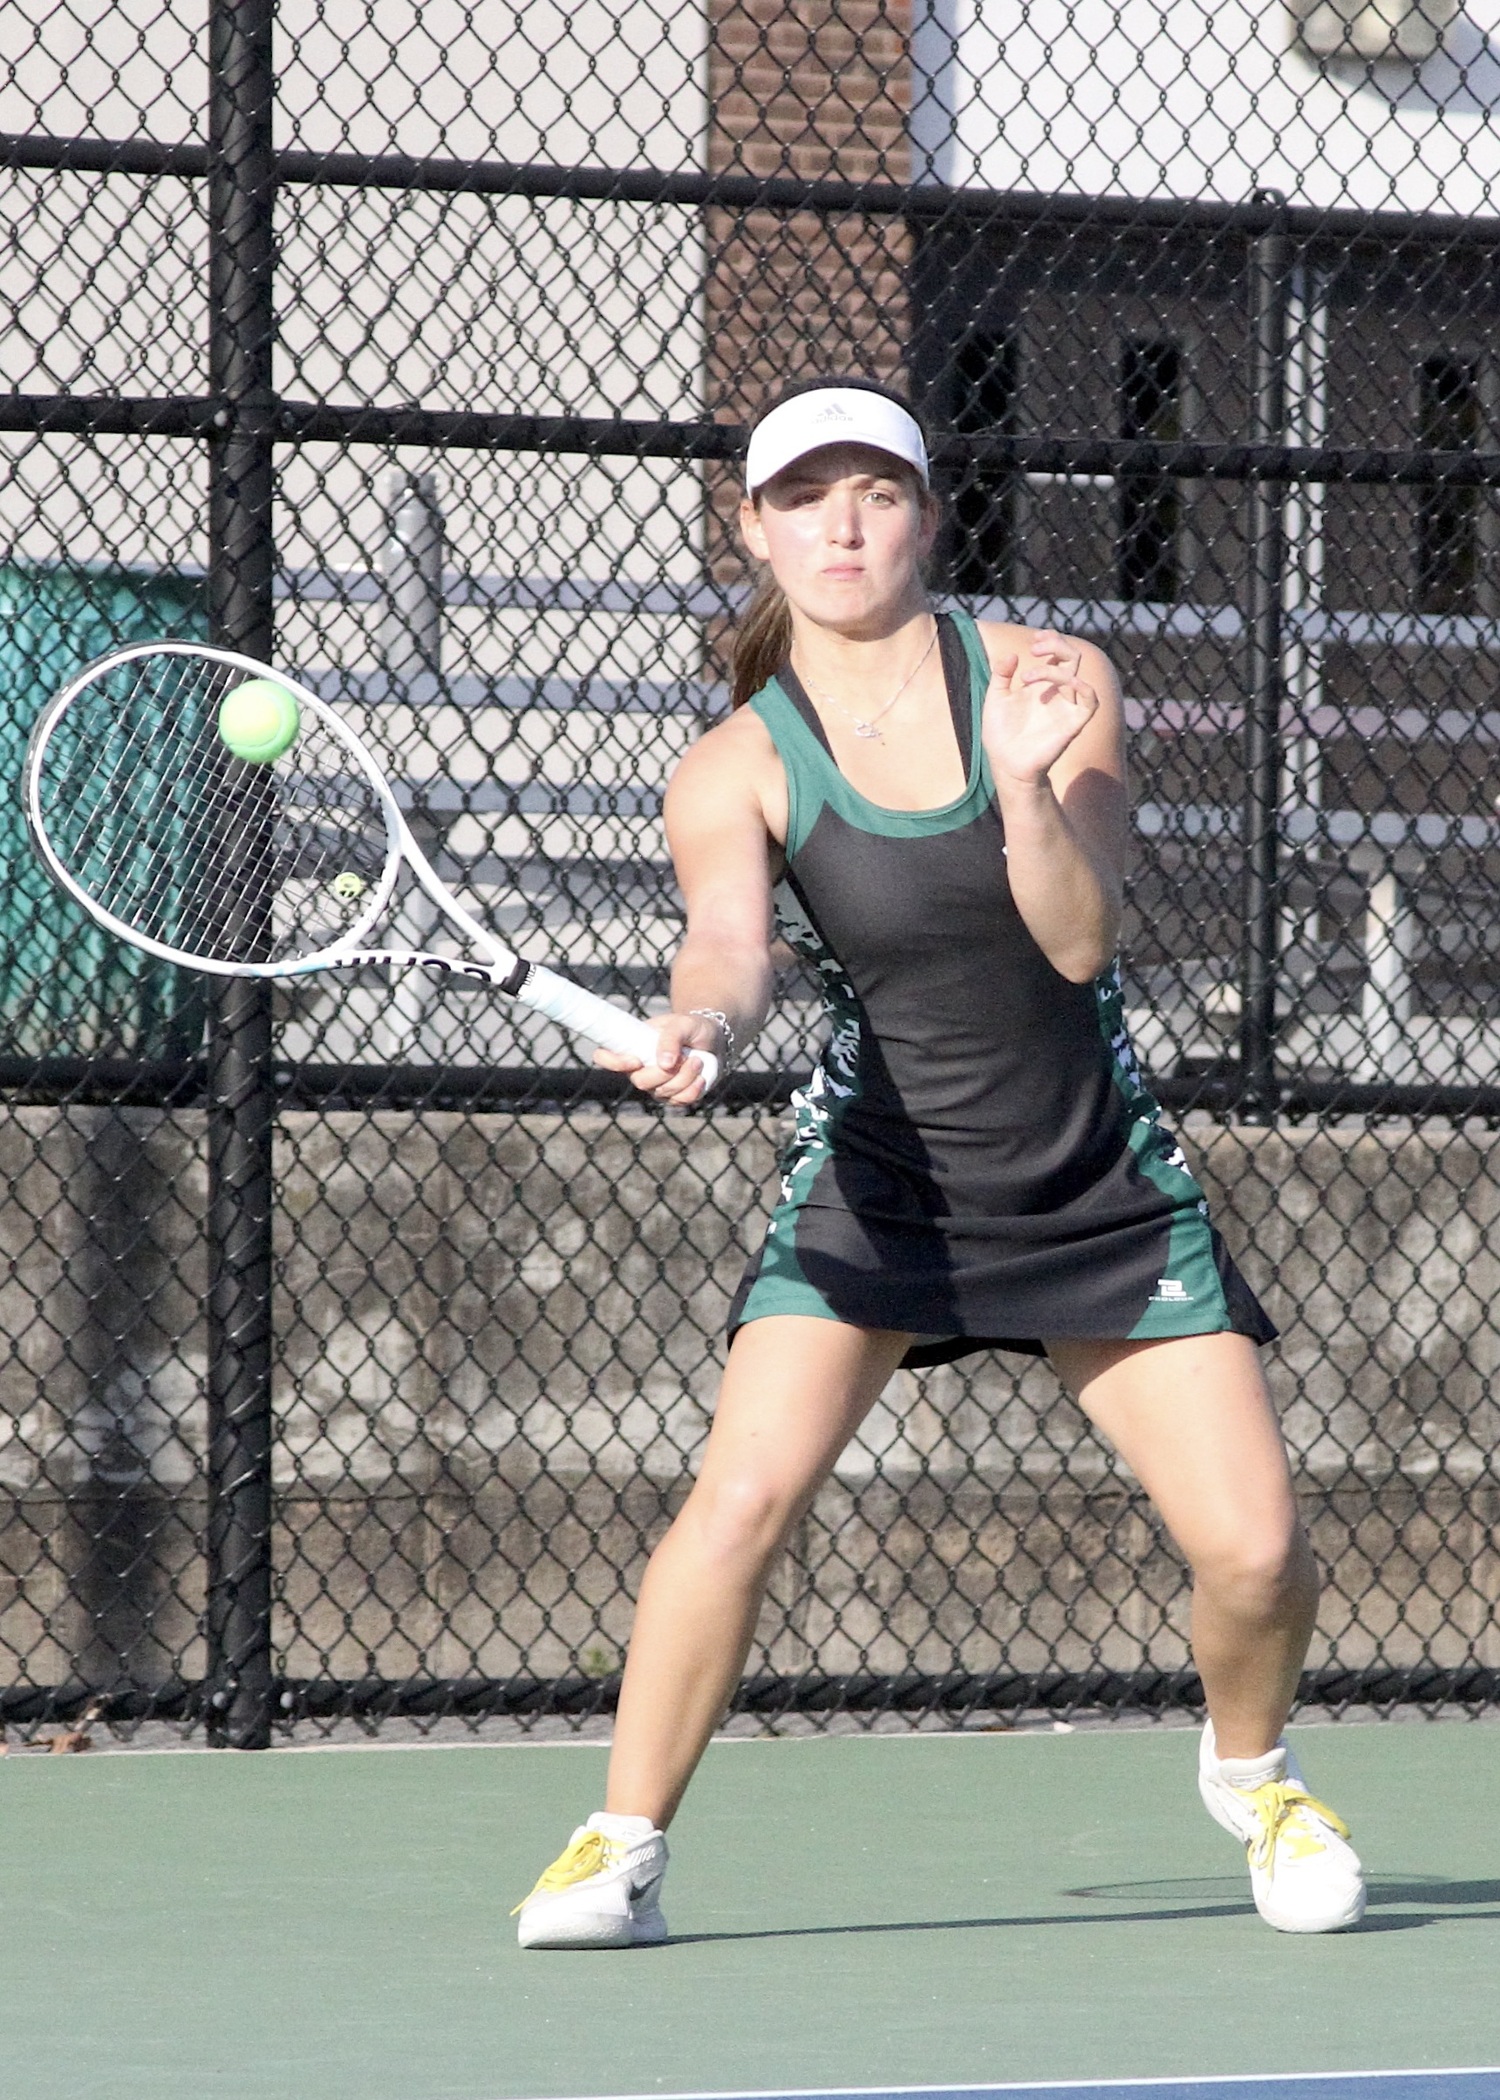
left=801, top=619, right=939, bottom=742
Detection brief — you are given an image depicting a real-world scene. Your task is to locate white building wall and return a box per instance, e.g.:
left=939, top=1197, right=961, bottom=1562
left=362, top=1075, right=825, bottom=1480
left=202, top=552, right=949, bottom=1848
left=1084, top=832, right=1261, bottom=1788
left=911, top=0, right=1500, bottom=212
left=0, top=0, right=711, bottom=554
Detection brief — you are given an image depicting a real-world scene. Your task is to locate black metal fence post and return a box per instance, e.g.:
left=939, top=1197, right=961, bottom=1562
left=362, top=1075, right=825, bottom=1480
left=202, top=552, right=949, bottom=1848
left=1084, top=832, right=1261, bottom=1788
left=204, top=0, right=277, bottom=1748
left=1238, top=195, right=1289, bottom=1125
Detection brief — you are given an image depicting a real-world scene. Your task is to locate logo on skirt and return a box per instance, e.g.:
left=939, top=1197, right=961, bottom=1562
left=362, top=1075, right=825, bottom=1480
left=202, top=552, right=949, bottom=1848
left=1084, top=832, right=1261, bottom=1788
left=1149, top=1277, right=1193, bottom=1304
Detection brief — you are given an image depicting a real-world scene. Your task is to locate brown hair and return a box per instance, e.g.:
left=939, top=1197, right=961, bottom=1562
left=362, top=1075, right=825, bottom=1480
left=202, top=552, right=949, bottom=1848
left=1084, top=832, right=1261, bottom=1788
left=730, top=571, right=796, bottom=712
left=729, top=377, right=932, bottom=711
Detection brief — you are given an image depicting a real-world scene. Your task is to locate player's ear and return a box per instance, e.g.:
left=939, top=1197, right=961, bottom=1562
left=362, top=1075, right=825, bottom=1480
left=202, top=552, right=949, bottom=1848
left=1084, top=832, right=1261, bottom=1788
left=916, top=487, right=941, bottom=562
left=739, top=493, right=769, bottom=561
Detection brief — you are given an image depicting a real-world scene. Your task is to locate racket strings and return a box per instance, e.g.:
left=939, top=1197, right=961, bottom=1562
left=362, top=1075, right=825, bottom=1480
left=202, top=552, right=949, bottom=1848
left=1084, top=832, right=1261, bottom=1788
left=33, top=653, right=395, bottom=968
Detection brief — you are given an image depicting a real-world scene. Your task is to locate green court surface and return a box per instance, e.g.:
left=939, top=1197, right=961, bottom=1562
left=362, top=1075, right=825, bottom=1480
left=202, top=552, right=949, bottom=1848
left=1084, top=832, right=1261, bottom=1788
left=0, top=1721, right=1494, bottom=2100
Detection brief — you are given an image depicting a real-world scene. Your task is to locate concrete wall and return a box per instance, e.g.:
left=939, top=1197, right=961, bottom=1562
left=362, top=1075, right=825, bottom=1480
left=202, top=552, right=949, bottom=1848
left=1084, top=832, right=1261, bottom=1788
left=0, top=1102, right=1496, bottom=1697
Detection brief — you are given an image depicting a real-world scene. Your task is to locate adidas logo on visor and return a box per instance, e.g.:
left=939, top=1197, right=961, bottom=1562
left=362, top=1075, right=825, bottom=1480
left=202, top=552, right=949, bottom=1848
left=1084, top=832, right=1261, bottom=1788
left=744, top=387, right=929, bottom=495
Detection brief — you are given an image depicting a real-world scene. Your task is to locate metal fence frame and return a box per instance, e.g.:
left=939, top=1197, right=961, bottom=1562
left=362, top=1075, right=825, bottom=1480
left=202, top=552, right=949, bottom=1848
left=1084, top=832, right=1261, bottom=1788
left=4, top=6, right=1500, bottom=1742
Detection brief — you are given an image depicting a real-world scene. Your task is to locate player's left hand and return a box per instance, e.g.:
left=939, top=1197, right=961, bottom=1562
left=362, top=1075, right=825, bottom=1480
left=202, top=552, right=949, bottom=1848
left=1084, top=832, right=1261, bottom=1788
left=982, top=632, right=1101, bottom=788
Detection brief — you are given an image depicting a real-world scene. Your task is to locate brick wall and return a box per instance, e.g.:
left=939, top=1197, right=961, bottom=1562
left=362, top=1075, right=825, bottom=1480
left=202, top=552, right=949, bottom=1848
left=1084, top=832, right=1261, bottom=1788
left=704, top=0, right=916, bottom=608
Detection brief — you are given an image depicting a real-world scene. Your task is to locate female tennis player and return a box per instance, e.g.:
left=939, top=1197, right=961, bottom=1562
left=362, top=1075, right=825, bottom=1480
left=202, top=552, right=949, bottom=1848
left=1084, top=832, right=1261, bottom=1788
left=514, top=378, right=1365, bottom=1947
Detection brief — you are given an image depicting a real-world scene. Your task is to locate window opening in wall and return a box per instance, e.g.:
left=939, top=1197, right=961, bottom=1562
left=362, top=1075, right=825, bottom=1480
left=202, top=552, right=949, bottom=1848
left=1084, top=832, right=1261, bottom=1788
left=1416, top=354, right=1480, bottom=614
left=1119, top=340, right=1182, bottom=603
left=948, top=333, right=1019, bottom=596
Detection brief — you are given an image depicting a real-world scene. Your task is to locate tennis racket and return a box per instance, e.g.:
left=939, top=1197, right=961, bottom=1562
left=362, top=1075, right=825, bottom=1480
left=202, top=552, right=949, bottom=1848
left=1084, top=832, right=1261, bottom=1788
left=23, top=640, right=717, bottom=1090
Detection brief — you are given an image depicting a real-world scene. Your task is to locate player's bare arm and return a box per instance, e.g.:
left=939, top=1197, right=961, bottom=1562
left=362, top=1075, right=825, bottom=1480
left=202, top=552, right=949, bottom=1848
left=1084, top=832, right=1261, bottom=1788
left=593, top=710, right=782, bottom=1105
left=977, top=623, right=1127, bottom=983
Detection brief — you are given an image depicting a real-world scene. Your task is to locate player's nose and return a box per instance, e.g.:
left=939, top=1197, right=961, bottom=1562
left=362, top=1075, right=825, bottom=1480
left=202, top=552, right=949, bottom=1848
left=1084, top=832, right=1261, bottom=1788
left=824, top=495, right=862, bottom=544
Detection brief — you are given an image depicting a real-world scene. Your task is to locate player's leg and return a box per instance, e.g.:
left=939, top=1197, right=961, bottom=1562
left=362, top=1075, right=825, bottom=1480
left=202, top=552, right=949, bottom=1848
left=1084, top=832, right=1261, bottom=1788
left=607, top=1314, right=910, bottom=1825
left=1047, top=1331, right=1364, bottom=1933
left=1048, top=1332, right=1311, bottom=1754
left=514, top=1315, right=909, bottom=1949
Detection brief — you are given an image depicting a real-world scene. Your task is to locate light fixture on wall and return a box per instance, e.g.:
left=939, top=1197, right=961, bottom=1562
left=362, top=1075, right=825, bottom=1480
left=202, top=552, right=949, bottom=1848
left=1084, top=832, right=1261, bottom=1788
left=1290, top=0, right=1461, bottom=60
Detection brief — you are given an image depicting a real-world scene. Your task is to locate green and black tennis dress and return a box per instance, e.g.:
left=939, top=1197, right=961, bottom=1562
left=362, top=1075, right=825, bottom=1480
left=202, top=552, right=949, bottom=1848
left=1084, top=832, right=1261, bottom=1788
left=728, top=608, right=1274, bottom=1369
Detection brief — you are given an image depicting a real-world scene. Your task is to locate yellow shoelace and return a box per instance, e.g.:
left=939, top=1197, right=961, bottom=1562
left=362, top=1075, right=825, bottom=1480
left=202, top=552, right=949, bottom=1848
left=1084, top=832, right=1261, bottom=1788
left=511, top=1828, right=624, bottom=1914
left=1242, top=1781, right=1351, bottom=1876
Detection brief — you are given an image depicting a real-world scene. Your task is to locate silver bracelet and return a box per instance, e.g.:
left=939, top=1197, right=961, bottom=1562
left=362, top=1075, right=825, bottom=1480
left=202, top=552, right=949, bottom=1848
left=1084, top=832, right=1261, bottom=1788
left=688, top=1007, right=736, bottom=1068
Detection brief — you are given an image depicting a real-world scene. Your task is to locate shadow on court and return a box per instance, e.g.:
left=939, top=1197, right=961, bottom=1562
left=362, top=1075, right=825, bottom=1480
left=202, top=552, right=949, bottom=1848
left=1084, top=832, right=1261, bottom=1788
left=669, top=1901, right=1250, bottom=1943
left=1073, top=1873, right=1500, bottom=1904
left=665, top=1875, right=1500, bottom=1944
left=1065, top=1871, right=1500, bottom=1930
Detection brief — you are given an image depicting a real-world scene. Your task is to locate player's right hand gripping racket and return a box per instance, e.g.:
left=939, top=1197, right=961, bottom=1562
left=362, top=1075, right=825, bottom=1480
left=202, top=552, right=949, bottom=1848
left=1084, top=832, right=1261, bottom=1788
left=23, top=641, right=717, bottom=1091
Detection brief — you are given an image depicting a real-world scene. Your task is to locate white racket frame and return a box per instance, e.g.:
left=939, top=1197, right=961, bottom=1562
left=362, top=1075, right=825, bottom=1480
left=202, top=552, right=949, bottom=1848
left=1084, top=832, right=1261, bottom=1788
left=24, top=640, right=717, bottom=1091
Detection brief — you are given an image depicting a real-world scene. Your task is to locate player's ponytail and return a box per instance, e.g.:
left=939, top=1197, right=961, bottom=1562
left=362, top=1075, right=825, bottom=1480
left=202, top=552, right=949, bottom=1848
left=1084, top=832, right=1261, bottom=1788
left=729, top=573, right=793, bottom=711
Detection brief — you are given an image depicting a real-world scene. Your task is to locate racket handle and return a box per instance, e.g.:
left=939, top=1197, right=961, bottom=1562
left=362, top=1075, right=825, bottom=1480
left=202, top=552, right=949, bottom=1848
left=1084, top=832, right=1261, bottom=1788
left=517, top=965, right=721, bottom=1094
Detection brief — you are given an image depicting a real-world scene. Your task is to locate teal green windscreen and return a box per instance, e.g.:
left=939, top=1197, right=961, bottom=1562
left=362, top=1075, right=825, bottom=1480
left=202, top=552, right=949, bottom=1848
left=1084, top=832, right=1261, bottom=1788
left=0, top=564, right=208, bottom=1061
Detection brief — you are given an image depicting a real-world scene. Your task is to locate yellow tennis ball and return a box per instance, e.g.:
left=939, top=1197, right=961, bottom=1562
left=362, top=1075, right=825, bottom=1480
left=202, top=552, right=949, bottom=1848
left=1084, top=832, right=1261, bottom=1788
left=331, top=871, right=366, bottom=903
left=218, top=678, right=300, bottom=764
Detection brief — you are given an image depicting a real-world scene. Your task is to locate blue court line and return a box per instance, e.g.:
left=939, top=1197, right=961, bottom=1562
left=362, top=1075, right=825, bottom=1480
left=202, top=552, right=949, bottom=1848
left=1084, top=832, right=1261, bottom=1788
left=603, top=2073, right=1500, bottom=2100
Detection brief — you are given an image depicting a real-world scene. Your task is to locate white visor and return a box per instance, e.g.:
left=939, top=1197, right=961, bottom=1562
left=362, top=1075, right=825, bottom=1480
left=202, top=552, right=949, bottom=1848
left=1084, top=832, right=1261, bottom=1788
left=744, top=387, right=929, bottom=496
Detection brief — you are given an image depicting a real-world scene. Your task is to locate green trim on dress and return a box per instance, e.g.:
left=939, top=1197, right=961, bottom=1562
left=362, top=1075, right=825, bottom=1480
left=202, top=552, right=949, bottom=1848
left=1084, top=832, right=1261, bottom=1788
left=748, top=608, right=996, bottom=860
left=733, top=879, right=865, bottom=1329
left=1093, top=965, right=1232, bottom=1339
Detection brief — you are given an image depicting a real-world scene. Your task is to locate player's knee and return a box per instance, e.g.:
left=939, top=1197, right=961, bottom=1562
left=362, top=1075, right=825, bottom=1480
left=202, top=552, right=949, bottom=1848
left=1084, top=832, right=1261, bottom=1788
left=1196, top=1516, right=1316, bottom=1621
left=684, top=1468, right=799, bottom=1568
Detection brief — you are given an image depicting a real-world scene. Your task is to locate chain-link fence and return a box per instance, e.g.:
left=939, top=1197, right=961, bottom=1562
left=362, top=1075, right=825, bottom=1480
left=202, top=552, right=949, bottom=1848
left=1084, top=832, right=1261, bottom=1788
left=0, top=0, right=1498, bottom=1744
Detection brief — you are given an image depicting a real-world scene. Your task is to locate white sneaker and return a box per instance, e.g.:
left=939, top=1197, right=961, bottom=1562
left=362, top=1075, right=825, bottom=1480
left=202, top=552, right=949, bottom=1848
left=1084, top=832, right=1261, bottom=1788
left=1198, top=1721, right=1366, bottom=1933
left=514, top=1811, right=669, bottom=1949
